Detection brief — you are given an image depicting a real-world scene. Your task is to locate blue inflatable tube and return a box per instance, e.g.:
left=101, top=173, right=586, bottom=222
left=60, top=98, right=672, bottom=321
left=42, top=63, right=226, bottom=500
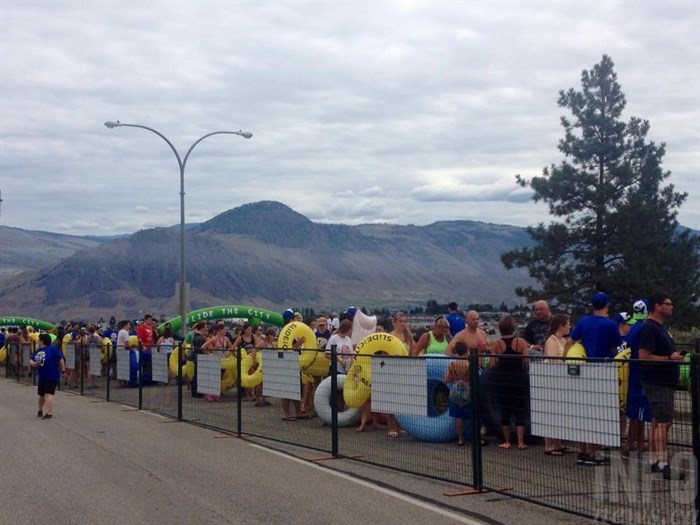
left=396, top=355, right=461, bottom=442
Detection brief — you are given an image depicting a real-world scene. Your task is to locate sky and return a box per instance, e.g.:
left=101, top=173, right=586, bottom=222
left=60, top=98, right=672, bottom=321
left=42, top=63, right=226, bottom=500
left=1, top=1, right=698, bottom=236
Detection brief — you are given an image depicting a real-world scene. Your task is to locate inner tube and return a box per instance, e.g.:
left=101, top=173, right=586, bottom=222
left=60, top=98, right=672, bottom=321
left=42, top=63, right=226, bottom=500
left=277, top=321, right=316, bottom=384
left=101, top=338, right=111, bottom=363
left=566, top=342, right=587, bottom=361
left=396, top=355, right=458, bottom=442
left=615, top=348, right=631, bottom=411
left=0, top=347, right=6, bottom=364
left=168, top=345, right=194, bottom=380
left=343, top=356, right=372, bottom=408
left=342, top=333, right=407, bottom=407
left=240, top=351, right=263, bottom=388
left=307, top=351, right=330, bottom=377
left=221, top=355, right=238, bottom=391
left=314, top=374, right=361, bottom=427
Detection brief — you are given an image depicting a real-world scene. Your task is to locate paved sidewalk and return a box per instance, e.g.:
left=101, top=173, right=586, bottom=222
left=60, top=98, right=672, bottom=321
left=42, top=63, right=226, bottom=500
left=0, top=379, right=599, bottom=525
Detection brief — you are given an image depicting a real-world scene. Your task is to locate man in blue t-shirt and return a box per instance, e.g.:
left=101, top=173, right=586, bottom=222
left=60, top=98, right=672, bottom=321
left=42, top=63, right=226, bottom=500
left=446, top=302, right=466, bottom=337
left=565, top=291, right=622, bottom=466
left=30, top=333, right=66, bottom=420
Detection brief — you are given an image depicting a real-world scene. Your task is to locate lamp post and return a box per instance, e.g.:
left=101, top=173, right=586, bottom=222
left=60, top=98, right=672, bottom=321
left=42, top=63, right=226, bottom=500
left=104, top=121, right=252, bottom=339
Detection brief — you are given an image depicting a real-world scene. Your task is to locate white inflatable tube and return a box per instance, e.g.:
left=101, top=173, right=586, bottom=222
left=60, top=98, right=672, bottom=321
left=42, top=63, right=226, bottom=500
left=314, top=374, right=361, bottom=427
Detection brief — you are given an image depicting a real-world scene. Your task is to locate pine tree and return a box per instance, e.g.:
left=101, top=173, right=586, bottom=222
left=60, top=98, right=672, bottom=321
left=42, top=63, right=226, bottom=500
left=502, top=55, right=700, bottom=327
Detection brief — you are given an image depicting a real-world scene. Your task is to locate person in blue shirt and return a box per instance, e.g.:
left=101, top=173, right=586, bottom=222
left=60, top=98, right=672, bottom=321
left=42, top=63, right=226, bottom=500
left=446, top=302, right=466, bottom=337
left=29, top=333, right=66, bottom=420
left=566, top=292, right=622, bottom=360
left=622, top=300, right=652, bottom=460
left=564, top=291, right=622, bottom=466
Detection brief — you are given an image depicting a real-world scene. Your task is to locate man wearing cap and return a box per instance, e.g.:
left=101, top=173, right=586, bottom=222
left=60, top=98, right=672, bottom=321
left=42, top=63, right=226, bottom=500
left=611, top=312, right=632, bottom=341
left=622, top=299, right=653, bottom=460
left=564, top=292, right=622, bottom=466
left=638, top=292, right=685, bottom=480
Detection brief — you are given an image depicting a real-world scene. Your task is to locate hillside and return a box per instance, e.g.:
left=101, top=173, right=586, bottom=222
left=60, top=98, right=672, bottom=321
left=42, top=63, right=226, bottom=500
left=0, top=201, right=534, bottom=321
left=0, top=226, right=102, bottom=282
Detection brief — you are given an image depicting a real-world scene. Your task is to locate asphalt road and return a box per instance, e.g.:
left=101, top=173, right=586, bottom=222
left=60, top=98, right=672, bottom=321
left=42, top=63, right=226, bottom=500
left=0, top=380, right=597, bottom=525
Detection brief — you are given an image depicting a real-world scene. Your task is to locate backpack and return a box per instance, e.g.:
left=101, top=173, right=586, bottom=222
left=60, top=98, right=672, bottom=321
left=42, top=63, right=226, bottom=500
left=449, top=379, right=470, bottom=407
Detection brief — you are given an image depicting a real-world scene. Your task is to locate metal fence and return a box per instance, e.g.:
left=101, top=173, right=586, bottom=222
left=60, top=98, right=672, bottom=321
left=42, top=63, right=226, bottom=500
left=2, top=340, right=698, bottom=525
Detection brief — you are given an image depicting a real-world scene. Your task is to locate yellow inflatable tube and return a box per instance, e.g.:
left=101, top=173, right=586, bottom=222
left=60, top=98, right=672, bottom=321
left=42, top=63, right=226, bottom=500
left=615, top=348, right=631, bottom=411
left=168, top=344, right=194, bottom=380
left=221, top=355, right=238, bottom=391
left=240, top=351, right=263, bottom=388
left=566, top=342, right=587, bottom=362
left=343, top=333, right=408, bottom=407
left=277, top=322, right=316, bottom=384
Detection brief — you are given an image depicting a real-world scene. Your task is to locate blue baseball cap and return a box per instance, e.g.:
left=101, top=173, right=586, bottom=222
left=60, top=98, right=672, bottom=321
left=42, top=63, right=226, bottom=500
left=346, top=306, right=357, bottom=318
left=591, top=292, right=609, bottom=309
left=282, top=309, right=294, bottom=321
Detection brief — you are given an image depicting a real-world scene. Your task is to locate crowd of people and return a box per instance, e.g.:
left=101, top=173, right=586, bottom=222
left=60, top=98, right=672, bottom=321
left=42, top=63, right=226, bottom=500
left=0, top=292, right=690, bottom=482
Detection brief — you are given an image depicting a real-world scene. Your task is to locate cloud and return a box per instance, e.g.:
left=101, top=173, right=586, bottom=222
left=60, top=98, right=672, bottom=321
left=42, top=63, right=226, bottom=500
left=0, top=1, right=697, bottom=235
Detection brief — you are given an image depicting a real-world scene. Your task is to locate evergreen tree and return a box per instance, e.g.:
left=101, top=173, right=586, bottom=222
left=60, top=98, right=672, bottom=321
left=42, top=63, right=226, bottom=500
left=502, top=55, right=700, bottom=327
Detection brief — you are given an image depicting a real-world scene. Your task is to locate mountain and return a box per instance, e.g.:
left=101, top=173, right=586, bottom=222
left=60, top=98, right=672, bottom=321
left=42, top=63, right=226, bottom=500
left=0, top=226, right=102, bottom=282
left=0, top=201, right=534, bottom=321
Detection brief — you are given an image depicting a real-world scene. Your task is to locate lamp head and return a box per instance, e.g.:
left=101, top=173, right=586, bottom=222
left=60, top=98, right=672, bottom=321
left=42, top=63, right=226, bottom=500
left=239, top=131, right=253, bottom=139
left=104, top=121, right=121, bottom=129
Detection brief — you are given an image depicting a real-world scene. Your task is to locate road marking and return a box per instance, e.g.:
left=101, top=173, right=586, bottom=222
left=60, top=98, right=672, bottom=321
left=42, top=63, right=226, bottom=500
left=249, top=443, right=485, bottom=525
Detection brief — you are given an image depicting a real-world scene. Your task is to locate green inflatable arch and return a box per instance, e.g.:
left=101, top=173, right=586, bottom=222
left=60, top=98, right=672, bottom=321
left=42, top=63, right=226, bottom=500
left=158, top=305, right=285, bottom=333
left=0, top=316, right=56, bottom=332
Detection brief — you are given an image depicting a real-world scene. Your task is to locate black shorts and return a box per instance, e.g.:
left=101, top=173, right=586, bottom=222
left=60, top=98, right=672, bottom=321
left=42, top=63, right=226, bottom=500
left=642, top=382, right=675, bottom=423
left=38, top=380, right=58, bottom=396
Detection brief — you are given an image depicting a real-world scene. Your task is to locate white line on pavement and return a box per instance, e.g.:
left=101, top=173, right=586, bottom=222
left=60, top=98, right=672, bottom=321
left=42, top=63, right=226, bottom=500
left=249, top=443, right=485, bottom=525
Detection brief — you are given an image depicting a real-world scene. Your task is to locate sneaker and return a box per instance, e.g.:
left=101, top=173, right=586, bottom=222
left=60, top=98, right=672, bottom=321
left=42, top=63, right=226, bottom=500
left=42, top=414, right=53, bottom=420
left=650, top=462, right=661, bottom=473
left=620, top=449, right=630, bottom=459
left=593, top=456, right=610, bottom=466
left=37, top=410, right=43, bottom=418
left=576, top=453, right=596, bottom=466
left=662, top=464, right=685, bottom=481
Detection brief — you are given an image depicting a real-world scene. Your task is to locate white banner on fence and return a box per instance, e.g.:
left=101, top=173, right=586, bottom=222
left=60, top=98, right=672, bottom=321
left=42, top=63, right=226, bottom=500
left=64, top=343, right=76, bottom=370
left=262, top=349, right=301, bottom=400
left=21, top=344, right=32, bottom=366
left=529, top=361, right=620, bottom=447
left=371, top=356, right=427, bottom=416
left=151, top=351, right=168, bottom=384
left=116, top=349, right=131, bottom=381
left=89, top=346, right=102, bottom=377
left=195, top=354, right=221, bottom=396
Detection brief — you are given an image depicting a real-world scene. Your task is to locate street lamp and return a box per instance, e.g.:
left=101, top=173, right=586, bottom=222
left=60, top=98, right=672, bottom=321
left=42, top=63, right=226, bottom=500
left=104, top=121, right=252, bottom=340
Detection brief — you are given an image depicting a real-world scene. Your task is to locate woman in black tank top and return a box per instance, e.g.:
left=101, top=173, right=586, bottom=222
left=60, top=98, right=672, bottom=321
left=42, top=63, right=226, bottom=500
left=489, top=315, right=530, bottom=450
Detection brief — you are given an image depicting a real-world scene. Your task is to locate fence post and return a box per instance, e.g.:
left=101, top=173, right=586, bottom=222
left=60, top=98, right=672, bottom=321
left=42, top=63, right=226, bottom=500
left=469, top=348, right=483, bottom=491
left=79, top=341, right=84, bottom=395
left=176, top=341, right=182, bottom=420
left=138, top=350, right=143, bottom=410
left=236, top=346, right=242, bottom=437
left=330, top=344, right=338, bottom=457
left=691, top=340, right=699, bottom=525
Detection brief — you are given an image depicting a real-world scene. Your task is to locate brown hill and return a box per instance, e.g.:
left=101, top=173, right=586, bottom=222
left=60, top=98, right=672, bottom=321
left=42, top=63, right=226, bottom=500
left=0, top=201, right=533, bottom=321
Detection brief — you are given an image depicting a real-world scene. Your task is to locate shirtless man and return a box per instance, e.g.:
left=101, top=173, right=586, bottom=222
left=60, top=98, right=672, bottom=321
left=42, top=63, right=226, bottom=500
left=446, top=310, right=488, bottom=356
